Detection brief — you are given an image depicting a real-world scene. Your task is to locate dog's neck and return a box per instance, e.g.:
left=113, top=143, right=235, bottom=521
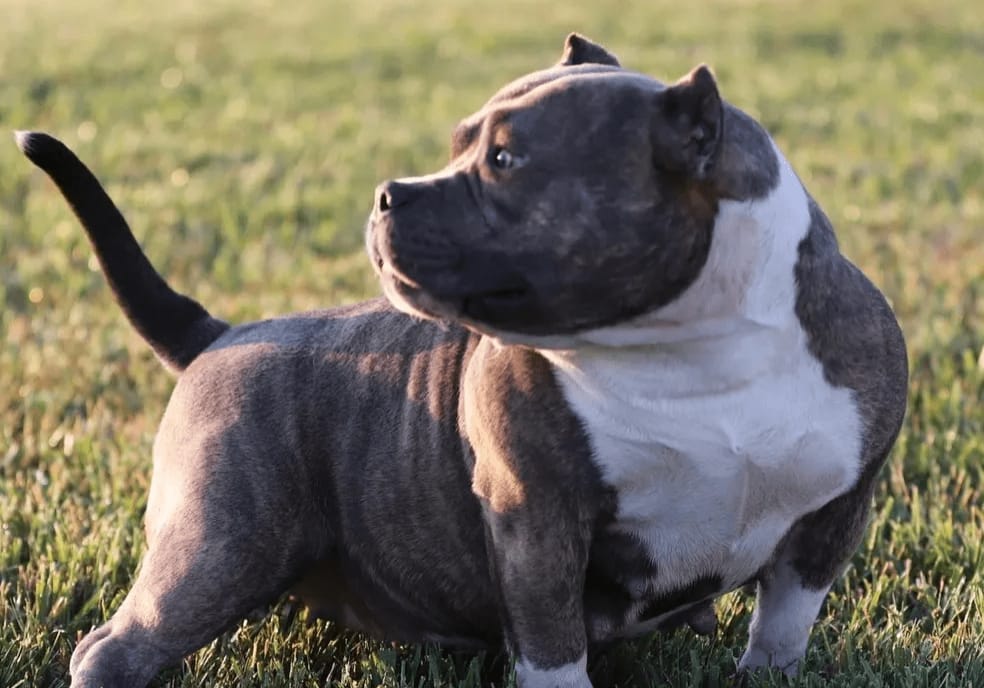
left=535, top=143, right=815, bottom=399
left=550, top=142, right=810, bottom=348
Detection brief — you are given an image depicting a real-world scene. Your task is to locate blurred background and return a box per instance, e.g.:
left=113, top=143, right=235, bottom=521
left=1, top=0, right=982, bottom=686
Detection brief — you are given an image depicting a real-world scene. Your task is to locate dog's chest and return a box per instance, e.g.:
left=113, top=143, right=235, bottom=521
left=548, top=322, right=862, bottom=600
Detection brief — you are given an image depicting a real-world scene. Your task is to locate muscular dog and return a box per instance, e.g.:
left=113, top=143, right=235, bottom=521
left=17, top=34, right=907, bottom=688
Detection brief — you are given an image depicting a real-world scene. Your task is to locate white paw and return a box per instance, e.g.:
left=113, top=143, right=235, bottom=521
left=515, top=653, right=592, bottom=688
left=738, top=646, right=803, bottom=677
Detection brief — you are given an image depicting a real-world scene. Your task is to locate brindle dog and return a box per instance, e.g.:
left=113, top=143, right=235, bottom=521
left=17, top=34, right=906, bottom=688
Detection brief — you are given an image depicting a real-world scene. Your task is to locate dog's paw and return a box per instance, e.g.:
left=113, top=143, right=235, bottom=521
left=737, top=646, right=802, bottom=679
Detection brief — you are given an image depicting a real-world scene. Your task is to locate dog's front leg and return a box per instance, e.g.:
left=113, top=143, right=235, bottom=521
left=737, top=554, right=830, bottom=676
left=464, top=342, right=603, bottom=688
left=739, top=467, right=883, bottom=677
left=484, top=506, right=593, bottom=688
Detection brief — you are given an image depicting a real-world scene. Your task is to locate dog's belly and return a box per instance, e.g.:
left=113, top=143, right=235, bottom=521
left=290, top=558, right=496, bottom=649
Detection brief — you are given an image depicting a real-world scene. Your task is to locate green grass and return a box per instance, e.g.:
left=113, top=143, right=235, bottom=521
left=1, top=0, right=982, bottom=685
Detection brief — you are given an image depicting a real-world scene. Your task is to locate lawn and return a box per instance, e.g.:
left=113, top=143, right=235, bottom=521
left=1, top=0, right=982, bottom=686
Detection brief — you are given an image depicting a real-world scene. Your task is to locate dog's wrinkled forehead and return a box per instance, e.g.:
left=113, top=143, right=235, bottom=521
left=451, top=66, right=666, bottom=158
left=446, top=33, right=650, bottom=155
left=486, top=63, right=627, bottom=107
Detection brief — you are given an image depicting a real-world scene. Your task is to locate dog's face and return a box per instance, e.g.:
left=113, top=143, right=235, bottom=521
left=367, top=34, right=725, bottom=338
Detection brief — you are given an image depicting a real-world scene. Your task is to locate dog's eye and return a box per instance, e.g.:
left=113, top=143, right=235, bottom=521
left=491, top=147, right=517, bottom=170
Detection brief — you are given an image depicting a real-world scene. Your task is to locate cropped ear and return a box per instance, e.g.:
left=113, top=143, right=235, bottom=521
left=557, top=33, right=621, bottom=67
left=651, top=65, right=723, bottom=179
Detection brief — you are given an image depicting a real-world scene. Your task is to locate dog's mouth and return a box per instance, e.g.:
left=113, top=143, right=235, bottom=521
left=390, top=266, right=531, bottom=320
left=374, top=251, right=533, bottom=326
left=459, top=287, right=531, bottom=322
left=368, top=217, right=536, bottom=329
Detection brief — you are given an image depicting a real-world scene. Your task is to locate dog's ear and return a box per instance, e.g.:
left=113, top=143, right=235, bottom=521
left=557, top=33, right=621, bottom=67
left=651, top=65, right=723, bottom=179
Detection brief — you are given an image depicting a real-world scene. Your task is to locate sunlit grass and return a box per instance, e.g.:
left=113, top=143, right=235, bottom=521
left=1, top=0, right=982, bottom=685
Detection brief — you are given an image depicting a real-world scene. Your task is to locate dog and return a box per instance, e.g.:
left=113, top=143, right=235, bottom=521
left=17, top=33, right=907, bottom=688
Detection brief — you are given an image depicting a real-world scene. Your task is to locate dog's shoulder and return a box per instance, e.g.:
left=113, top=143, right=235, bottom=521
left=463, top=339, right=612, bottom=515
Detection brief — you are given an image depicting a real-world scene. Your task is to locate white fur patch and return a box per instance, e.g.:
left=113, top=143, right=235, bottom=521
left=540, top=145, right=863, bottom=610
left=13, top=130, right=32, bottom=152
left=515, top=653, right=590, bottom=688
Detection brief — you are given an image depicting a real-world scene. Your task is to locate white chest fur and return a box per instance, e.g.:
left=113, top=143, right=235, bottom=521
left=540, top=148, right=863, bottom=599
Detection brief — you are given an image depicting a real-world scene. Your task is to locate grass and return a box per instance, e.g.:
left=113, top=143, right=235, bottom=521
left=1, top=0, right=982, bottom=685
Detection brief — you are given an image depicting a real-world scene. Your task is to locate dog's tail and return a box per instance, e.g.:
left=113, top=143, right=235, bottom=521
left=15, top=131, right=229, bottom=373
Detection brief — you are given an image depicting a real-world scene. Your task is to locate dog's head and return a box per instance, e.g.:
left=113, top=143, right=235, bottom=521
left=367, top=34, right=778, bottom=341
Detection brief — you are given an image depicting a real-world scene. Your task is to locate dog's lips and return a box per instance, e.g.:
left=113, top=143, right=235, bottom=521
left=458, top=290, right=537, bottom=329
left=368, top=221, right=426, bottom=291
left=379, top=256, right=533, bottom=327
left=460, top=287, right=529, bottom=317
left=374, top=257, right=457, bottom=322
left=392, top=269, right=528, bottom=311
left=385, top=261, right=424, bottom=291
left=369, top=216, right=534, bottom=326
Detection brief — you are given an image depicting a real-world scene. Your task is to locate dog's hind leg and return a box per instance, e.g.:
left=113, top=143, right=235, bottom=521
left=69, top=498, right=318, bottom=688
left=736, top=552, right=831, bottom=676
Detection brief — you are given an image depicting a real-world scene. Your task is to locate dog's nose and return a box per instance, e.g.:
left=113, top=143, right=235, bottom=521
left=375, top=181, right=417, bottom=214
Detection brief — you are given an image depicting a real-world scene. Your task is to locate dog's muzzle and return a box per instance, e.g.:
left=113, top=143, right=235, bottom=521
left=367, top=177, right=535, bottom=329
